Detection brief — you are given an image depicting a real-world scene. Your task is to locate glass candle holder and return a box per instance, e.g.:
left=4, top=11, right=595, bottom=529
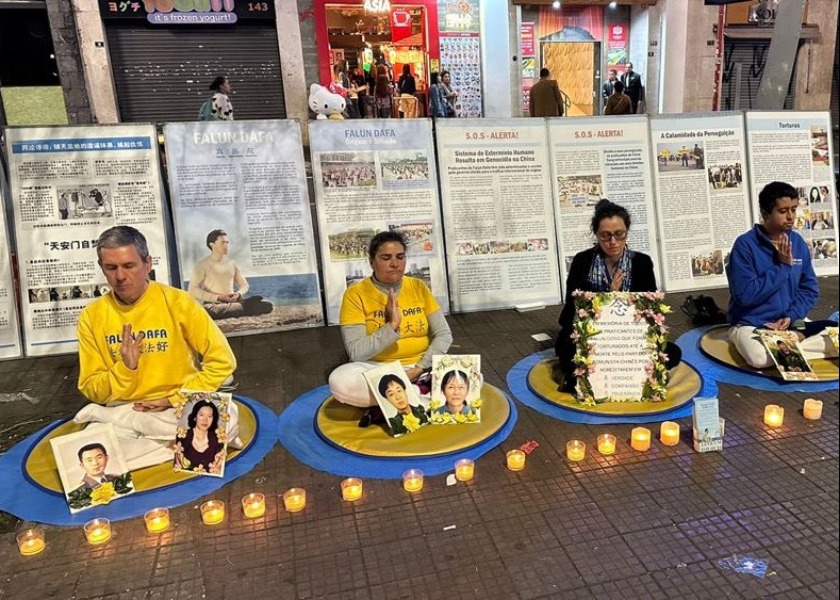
left=630, top=427, right=651, bottom=451
left=597, top=434, right=617, bottom=455
left=506, top=449, right=526, bottom=471
left=764, top=404, right=784, bottom=427
left=803, top=398, right=823, bottom=420
left=341, top=478, right=363, bottom=502
left=566, top=439, right=586, bottom=461
left=200, top=500, right=225, bottom=525
left=660, top=421, right=680, bottom=446
left=454, top=458, right=475, bottom=482
left=242, top=493, right=266, bottom=518
left=144, top=507, right=170, bottom=533
left=402, top=469, right=424, bottom=493
left=283, top=488, right=307, bottom=512
left=17, top=528, right=46, bottom=556
left=84, top=518, right=112, bottom=545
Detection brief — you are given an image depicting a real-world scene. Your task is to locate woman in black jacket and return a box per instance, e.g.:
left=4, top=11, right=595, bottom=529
left=555, top=199, right=681, bottom=392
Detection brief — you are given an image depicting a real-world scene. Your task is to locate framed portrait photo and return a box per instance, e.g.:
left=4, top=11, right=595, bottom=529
left=430, top=355, right=482, bottom=424
left=363, top=361, right=429, bottom=438
left=760, top=330, right=818, bottom=381
left=49, top=424, right=135, bottom=514
left=173, top=390, right=232, bottom=477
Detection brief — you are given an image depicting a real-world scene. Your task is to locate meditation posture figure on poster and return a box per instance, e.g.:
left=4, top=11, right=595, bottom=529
left=379, top=374, right=429, bottom=436
left=434, top=369, right=471, bottom=416
left=328, top=231, right=453, bottom=426
left=174, top=399, right=225, bottom=474
left=72, top=443, right=119, bottom=494
left=555, top=200, right=681, bottom=393
left=189, top=229, right=273, bottom=319
left=726, top=181, right=833, bottom=369
left=73, top=226, right=238, bottom=470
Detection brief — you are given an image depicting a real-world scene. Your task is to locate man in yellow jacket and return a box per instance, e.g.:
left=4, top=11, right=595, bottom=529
left=74, top=226, right=237, bottom=469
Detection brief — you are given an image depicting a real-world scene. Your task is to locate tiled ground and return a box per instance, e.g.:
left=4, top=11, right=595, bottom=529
left=0, top=277, right=837, bottom=600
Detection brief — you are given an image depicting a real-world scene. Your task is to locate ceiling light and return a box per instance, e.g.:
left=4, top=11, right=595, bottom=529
left=552, top=0, right=560, bottom=9
left=609, top=1, right=617, bottom=8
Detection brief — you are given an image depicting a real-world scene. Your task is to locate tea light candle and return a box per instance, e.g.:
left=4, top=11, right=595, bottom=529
left=341, top=478, right=363, bottom=502
left=283, top=488, right=307, bottom=512
left=144, top=508, right=170, bottom=533
left=566, top=439, right=586, bottom=461
left=454, top=458, right=475, bottom=482
left=506, top=449, right=526, bottom=471
left=402, top=469, right=424, bottom=493
left=242, top=493, right=266, bottom=518
left=630, top=427, right=651, bottom=451
left=84, top=518, right=112, bottom=545
left=803, top=398, right=823, bottom=420
left=660, top=421, right=680, bottom=446
left=597, top=434, right=616, bottom=455
left=764, top=404, right=784, bottom=427
left=200, top=500, right=225, bottom=525
left=17, top=528, right=45, bottom=556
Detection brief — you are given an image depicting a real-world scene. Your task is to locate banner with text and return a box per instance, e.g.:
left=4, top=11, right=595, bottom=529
left=0, top=158, right=22, bottom=360
left=5, top=124, right=170, bottom=356
left=548, top=115, right=661, bottom=296
left=745, top=111, right=838, bottom=276
left=435, top=118, right=560, bottom=311
left=649, top=112, right=751, bottom=292
left=310, top=119, right=449, bottom=324
left=163, top=120, right=323, bottom=336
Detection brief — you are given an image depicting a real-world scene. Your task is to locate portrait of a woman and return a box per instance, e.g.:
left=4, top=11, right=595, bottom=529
left=435, top=369, right=470, bottom=416
left=174, top=398, right=226, bottom=475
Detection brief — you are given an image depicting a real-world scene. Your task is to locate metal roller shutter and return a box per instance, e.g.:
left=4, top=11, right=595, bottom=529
left=105, top=22, right=285, bottom=122
left=720, top=39, right=797, bottom=111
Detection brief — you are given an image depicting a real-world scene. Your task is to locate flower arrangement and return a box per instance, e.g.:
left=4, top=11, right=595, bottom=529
left=67, top=474, right=134, bottom=510
left=402, top=412, right=422, bottom=433
left=571, top=290, right=671, bottom=406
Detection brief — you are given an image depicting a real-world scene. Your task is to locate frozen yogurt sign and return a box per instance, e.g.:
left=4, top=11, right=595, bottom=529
left=144, top=0, right=237, bottom=23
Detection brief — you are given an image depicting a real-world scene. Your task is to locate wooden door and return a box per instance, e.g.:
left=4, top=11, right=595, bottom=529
left=542, top=41, right=596, bottom=116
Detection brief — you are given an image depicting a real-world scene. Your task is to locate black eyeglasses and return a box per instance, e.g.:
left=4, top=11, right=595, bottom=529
left=597, top=230, right=627, bottom=242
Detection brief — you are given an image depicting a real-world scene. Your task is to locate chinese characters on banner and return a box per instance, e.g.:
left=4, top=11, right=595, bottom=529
left=5, top=125, right=170, bottom=356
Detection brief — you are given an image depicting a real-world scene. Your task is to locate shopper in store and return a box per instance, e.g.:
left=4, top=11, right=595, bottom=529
left=529, top=68, right=564, bottom=117
left=374, top=64, right=393, bottom=118
left=439, top=70, right=458, bottom=117
left=429, top=72, right=447, bottom=118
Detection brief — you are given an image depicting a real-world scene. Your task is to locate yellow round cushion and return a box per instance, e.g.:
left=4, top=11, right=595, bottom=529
left=700, top=325, right=838, bottom=381
left=315, top=384, right=510, bottom=457
left=26, top=400, right=257, bottom=494
left=527, top=359, right=701, bottom=415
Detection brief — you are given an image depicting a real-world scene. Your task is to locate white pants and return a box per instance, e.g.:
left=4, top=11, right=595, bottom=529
left=74, top=402, right=242, bottom=471
left=729, top=325, right=836, bottom=369
left=328, top=361, right=419, bottom=408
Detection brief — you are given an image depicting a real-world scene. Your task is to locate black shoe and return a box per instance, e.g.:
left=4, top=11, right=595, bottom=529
left=358, top=406, right=385, bottom=428
left=560, top=376, right=577, bottom=395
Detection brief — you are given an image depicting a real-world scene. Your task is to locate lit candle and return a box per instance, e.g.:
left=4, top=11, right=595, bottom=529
left=597, top=434, right=616, bottom=455
left=402, top=469, right=424, bottom=493
left=84, top=518, right=112, bottom=545
left=630, top=427, right=651, bottom=451
left=764, top=404, right=784, bottom=427
left=660, top=421, right=680, bottom=446
left=200, top=500, right=225, bottom=525
left=341, top=478, right=363, bottom=502
left=283, top=488, right=307, bottom=513
left=454, top=459, right=475, bottom=482
left=144, top=508, right=170, bottom=533
left=241, top=493, right=266, bottom=518
left=566, top=439, right=586, bottom=461
left=17, top=528, right=45, bottom=556
left=506, top=449, right=526, bottom=471
left=803, top=398, right=823, bottom=420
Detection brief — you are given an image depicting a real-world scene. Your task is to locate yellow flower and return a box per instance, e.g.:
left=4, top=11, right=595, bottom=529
left=454, top=412, right=467, bottom=423
left=430, top=399, right=442, bottom=410
left=467, top=412, right=478, bottom=422
left=471, top=398, right=483, bottom=408
left=90, top=482, right=117, bottom=505
left=402, top=412, right=421, bottom=432
left=431, top=413, right=443, bottom=423
left=442, top=413, right=453, bottom=424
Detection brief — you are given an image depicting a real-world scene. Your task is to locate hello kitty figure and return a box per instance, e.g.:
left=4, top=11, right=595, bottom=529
left=309, top=84, right=345, bottom=120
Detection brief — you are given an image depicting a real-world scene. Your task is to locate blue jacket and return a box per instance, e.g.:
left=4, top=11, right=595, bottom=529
left=726, top=225, right=818, bottom=327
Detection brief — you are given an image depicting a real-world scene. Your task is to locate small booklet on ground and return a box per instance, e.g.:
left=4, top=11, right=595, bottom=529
left=692, top=396, right=723, bottom=452
left=363, top=361, right=430, bottom=437
left=759, top=330, right=818, bottom=381
left=430, top=355, right=482, bottom=424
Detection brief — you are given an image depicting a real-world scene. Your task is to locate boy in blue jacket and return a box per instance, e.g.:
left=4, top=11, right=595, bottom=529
left=726, top=181, right=824, bottom=368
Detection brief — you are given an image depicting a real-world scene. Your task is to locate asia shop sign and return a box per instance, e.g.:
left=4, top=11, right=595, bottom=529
left=98, top=0, right=275, bottom=23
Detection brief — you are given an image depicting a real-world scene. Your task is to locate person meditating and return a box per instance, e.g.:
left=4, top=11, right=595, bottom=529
left=726, top=181, right=833, bottom=369
left=555, top=199, right=681, bottom=394
left=174, top=398, right=225, bottom=474
left=434, top=369, right=471, bottom=417
left=73, top=226, right=238, bottom=470
left=328, top=231, right=453, bottom=427
left=378, top=374, right=429, bottom=436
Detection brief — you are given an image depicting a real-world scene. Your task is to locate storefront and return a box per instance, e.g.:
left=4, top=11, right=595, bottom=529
left=97, top=0, right=285, bottom=122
